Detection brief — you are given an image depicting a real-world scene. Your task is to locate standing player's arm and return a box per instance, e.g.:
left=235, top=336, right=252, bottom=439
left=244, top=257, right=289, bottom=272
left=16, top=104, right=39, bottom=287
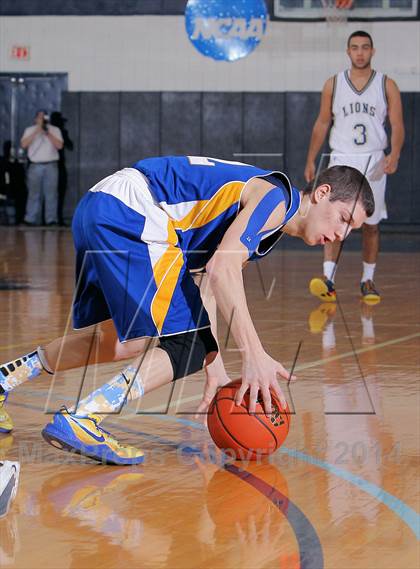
left=384, top=78, right=405, bottom=175
left=304, top=77, right=334, bottom=183
left=205, top=184, right=296, bottom=414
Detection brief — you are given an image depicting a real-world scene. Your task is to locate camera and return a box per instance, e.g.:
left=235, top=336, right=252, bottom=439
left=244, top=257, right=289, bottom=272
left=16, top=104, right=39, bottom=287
left=42, top=113, right=50, bottom=132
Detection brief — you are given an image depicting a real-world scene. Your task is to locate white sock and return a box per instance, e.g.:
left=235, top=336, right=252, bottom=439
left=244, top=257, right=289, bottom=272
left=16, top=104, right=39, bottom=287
left=362, top=262, right=376, bottom=283
left=323, top=261, right=337, bottom=282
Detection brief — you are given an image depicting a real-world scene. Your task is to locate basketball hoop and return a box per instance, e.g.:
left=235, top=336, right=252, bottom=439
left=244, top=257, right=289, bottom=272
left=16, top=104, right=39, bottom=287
left=321, top=0, right=353, bottom=25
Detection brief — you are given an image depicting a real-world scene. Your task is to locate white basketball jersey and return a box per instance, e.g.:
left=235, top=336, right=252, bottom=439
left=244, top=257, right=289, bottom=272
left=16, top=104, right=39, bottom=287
left=329, top=70, right=388, bottom=154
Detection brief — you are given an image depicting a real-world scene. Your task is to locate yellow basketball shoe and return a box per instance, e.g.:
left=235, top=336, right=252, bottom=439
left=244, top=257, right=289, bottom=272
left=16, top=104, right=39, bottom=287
left=309, top=277, right=337, bottom=303
left=0, top=393, right=13, bottom=434
left=42, top=408, right=145, bottom=465
left=361, top=280, right=381, bottom=304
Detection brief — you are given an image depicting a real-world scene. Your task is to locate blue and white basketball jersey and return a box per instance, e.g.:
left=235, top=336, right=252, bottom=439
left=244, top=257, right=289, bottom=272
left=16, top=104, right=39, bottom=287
left=133, top=156, right=300, bottom=269
left=74, top=157, right=301, bottom=340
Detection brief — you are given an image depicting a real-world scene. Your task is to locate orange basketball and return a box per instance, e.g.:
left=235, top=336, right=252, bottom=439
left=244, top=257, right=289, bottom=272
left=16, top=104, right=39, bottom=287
left=207, top=379, right=291, bottom=460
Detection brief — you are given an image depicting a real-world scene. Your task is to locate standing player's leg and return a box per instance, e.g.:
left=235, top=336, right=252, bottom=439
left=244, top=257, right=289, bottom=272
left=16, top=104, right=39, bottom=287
left=360, top=167, right=386, bottom=303
left=361, top=222, right=381, bottom=302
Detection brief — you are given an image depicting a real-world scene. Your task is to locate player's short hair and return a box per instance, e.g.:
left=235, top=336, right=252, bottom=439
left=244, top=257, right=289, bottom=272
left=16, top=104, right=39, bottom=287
left=347, top=30, right=373, bottom=48
left=304, top=165, right=375, bottom=217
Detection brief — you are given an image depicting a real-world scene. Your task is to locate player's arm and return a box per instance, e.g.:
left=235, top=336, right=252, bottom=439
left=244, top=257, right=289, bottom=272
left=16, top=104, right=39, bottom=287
left=193, top=273, right=231, bottom=418
left=384, top=78, right=405, bottom=175
left=205, top=181, right=295, bottom=414
left=304, top=77, right=334, bottom=183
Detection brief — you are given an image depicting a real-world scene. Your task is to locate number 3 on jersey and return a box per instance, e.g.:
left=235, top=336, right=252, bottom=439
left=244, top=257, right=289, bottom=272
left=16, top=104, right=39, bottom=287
left=353, top=124, right=367, bottom=146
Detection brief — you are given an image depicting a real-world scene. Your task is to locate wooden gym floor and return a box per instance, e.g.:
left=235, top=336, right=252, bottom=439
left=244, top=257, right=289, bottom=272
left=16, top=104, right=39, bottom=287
left=0, top=226, right=419, bottom=569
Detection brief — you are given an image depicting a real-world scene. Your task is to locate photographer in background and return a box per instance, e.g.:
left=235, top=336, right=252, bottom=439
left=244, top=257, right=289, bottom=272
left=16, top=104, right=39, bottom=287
left=20, top=110, right=63, bottom=226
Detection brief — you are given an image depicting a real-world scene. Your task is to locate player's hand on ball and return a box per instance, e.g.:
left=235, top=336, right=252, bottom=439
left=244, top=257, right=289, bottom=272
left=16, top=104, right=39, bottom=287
left=236, top=351, right=296, bottom=414
left=195, top=355, right=231, bottom=421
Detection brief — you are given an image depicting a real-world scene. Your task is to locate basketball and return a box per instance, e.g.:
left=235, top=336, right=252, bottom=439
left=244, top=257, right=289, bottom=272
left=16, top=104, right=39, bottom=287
left=207, top=379, right=291, bottom=460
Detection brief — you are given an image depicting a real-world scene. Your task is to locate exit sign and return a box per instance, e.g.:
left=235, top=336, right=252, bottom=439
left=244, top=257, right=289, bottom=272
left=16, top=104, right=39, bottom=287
left=11, top=46, right=30, bottom=60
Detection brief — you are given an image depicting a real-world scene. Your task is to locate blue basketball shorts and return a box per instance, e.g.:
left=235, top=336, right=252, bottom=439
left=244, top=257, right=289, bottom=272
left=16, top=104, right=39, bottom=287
left=71, top=169, right=210, bottom=342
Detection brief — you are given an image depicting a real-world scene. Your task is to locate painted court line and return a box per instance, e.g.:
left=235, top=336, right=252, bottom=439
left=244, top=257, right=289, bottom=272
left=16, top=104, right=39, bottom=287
left=226, top=463, right=324, bottom=569
left=138, top=331, right=420, bottom=412
left=7, top=397, right=420, bottom=540
left=161, top=414, right=420, bottom=541
left=295, top=331, right=420, bottom=372
left=279, top=448, right=420, bottom=540
left=114, top=414, right=420, bottom=541
left=16, top=331, right=420, bottom=416
left=4, top=331, right=420, bottom=540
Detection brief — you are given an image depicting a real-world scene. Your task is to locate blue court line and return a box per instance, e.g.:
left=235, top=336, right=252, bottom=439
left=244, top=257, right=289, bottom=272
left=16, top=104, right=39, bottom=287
left=7, top=398, right=323, bottom=567
left=226, top=463, right=323, bottom=569
left=7, top=397, right=420, bottom=539
left=151, top=415, right=420, bottom=540
left=279, top=447, right=420, bottom=540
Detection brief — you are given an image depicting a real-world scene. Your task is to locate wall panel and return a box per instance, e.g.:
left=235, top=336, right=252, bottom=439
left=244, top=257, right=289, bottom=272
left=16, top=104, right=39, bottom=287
left=120, top=92, right=160, bottom=167
left=61, top=92, right=80, bottom=218
left=161, top=92, right=201, bottom=156
left=386, top=93, right=413, bottom=223
left=79, top=92, right=120, bottom=193
left=411, top=93, right=420, bottom=224
left=202, top=93, right=242, bottom=159
left=242, top=92, right=285, bottom=171
left=284, top=92, right=326, bottom=189
left=33, top=90, right=420, bottom=229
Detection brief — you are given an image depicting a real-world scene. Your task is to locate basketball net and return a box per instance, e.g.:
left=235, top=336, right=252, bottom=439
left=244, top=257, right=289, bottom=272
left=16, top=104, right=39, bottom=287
left=321, top=0, right=353, bottom=25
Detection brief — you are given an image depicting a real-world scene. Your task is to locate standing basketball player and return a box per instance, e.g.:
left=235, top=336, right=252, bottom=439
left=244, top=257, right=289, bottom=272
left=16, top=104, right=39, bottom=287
left=304, top=30, right=404, bottom=303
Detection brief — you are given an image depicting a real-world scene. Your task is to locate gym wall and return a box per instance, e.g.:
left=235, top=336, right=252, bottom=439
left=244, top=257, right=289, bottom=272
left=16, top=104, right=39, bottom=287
left=1, top=17, right=419, bottom=91
left=0, top=12, right=419, bottom=225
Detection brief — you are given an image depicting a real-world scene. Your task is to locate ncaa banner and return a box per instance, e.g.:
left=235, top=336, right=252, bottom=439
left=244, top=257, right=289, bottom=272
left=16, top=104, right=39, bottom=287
left=185, top=0, right=268, bottom=62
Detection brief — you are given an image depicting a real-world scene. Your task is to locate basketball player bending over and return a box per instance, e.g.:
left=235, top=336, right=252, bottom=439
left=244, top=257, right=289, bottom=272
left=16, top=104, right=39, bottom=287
left=0, top=156, right=373, bottom=465
left=305, top=30, right=404, bottom=304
